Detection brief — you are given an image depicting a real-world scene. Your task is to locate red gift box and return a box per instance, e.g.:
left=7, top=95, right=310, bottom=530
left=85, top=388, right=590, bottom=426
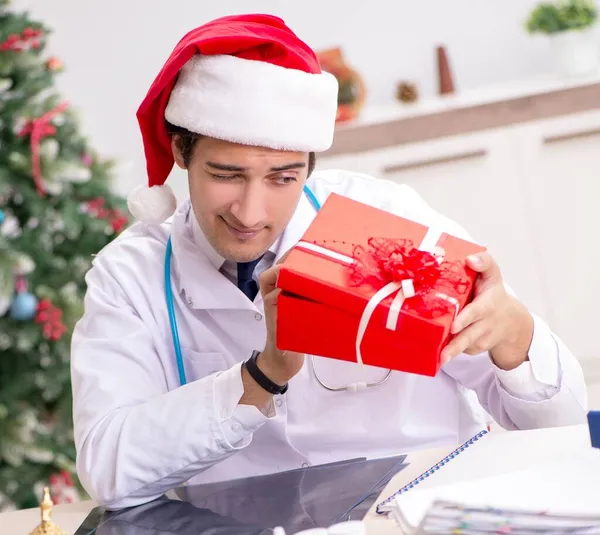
left=276, top=193, right=486, bottom=377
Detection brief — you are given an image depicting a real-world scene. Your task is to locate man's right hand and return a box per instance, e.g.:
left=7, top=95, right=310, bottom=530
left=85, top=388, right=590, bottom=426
left=256, top=258, right=305, bottom=386
left=239, top=255, right=304, bottom=413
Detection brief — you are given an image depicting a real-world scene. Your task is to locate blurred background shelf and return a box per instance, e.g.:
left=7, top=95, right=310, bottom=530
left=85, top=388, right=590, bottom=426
left=319, top=78, right=600, bottom=367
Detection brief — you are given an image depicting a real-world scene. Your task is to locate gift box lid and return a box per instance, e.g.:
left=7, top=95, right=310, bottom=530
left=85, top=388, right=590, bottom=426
left=277, top=193, right=485, bottom=324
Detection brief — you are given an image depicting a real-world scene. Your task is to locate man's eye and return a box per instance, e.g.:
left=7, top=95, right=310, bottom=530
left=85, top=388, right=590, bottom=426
left=211, top=174, right=238, bottom=180
left=274, top=176, right=297, bottom=184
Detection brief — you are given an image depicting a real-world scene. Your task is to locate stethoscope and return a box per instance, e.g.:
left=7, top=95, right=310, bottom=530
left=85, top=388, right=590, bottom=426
left=165, top=185, right=393, bottom=392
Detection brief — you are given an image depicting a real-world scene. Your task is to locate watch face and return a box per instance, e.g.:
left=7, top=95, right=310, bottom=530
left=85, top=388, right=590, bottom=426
left=75, top=455, right=407, bottom=534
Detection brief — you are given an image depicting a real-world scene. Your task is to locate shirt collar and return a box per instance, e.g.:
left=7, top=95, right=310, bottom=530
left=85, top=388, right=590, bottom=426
left=170, top=194, right=316, bottom=311
left=190, top=213, right=226, bottom=271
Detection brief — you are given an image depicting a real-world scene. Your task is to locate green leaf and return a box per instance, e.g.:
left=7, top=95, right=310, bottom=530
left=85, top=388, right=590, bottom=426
left=525, top=0, right=597, bottom=34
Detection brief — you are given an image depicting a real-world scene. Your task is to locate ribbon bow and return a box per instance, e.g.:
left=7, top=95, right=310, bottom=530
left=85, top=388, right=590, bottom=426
left=347, top=237, right=468, bottom=317
left=17, top=101, right=69, bottom=196
left=348, top=238, right=444, bottom=293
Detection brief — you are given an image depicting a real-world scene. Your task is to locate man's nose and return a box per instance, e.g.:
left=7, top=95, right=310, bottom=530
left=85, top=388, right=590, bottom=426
left=230, top=181, right=267, bottom=228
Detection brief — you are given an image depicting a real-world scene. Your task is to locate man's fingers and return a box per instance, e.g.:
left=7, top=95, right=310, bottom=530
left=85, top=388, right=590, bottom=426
left=263, top=288, right=281, bottom=308
left=466, top=252, right=502, bottom=284
left=259, top=265, right=282, bottom=297
left=441, top=320, right=490, bottom=363
left=258, top=248, right=294, bottom=298
left=451, top=295, right=494, bottom=334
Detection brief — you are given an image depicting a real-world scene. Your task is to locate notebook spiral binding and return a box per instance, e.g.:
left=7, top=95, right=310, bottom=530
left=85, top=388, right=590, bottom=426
left=375, top=428, right=489, bottom=515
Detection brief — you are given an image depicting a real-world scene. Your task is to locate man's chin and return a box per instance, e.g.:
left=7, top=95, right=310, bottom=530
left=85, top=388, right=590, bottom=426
left=217, top=236, right=272, bottom=263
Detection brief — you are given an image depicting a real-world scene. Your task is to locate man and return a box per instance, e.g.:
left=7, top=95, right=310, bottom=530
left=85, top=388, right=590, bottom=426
left=71, top=14, right=587, bottom=511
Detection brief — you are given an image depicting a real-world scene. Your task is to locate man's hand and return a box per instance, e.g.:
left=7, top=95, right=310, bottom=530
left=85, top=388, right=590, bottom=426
left=255, top=256, right=305, bottom=385
left=440, top=252, right=534, bottom=371
left=239, top=254, right=304, bottom=412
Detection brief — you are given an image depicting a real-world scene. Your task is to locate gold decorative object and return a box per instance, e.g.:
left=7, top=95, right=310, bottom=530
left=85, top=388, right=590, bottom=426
left=396, top=81, right=419, bottom=103
left=29, top=487, right=68, bottom=535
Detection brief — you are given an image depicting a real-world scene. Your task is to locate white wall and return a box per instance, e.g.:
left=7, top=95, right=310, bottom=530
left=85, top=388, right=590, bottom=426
left=11, top=0, right=600, bottom=201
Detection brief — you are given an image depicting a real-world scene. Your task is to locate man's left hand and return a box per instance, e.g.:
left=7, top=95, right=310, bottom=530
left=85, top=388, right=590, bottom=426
left=440, top=252, right=534, bottom=371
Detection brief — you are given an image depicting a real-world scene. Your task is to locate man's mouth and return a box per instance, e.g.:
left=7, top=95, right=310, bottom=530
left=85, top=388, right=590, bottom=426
left=221, top=217, right=264, bottom=240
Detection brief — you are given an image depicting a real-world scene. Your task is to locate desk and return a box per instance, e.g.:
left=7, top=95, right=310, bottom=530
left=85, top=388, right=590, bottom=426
left=0, top=425, right=591, bottom=535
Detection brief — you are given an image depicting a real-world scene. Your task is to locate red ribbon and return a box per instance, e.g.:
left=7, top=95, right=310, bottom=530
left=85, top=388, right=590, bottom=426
left=17, top=101, right=69, bottom=196
left=347, top=238, right=470, bottom=318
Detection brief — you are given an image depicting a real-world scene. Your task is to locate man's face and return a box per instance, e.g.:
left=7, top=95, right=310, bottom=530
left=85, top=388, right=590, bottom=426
left=174, top=136, right=309, bottom=263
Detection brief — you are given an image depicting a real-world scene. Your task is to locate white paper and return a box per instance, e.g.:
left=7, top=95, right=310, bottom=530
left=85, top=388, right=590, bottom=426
left=393, top=448, right=600, bottom=530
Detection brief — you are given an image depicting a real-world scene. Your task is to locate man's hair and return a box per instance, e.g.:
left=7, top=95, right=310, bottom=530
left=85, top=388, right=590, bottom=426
left=165, top=121, right=316, bottom=175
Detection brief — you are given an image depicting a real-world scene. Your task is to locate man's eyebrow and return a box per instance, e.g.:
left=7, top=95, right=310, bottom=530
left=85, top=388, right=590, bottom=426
left=269, top=162, right=306, bottom=171
left=205, top=162, right=307, bottom=172
left=206, top=162, right=245, bottom=172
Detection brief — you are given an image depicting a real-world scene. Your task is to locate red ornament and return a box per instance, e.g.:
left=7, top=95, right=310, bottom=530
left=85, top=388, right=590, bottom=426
left=86, top=198, right=110, bottom=218
left=21, top=28, right=37, bottom=38
left=80, top=153, right=93, bottom=166
left=46, top=57, right=63, bottom=72
left=110, top=209, right=129, bottom=233
left=35, top=299, right=67, bottom=341
left=85, top=198, right=129, bottom=232
left=49, top=471, right=78, bottom=504
left=0, top=27, right=44, bottom=52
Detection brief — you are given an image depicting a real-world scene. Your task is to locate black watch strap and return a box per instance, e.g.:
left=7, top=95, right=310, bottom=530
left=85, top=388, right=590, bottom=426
left=244, top=350, right=288, bottom=395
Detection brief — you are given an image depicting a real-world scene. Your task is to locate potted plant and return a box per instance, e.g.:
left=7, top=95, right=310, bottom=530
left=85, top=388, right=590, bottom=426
left=525, top=0, right=599, bottom=77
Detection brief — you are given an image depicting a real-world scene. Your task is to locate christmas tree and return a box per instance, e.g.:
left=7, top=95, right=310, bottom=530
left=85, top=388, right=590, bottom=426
left=0, top=0, right=130, bottom=510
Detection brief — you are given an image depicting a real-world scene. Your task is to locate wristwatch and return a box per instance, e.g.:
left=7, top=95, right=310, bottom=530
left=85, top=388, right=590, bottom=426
left=244, top=350, right=289, bottom=395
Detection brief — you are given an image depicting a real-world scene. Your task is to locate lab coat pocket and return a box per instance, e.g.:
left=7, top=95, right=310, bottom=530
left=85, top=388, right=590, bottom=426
left=181, top=348, right=227, bottom=383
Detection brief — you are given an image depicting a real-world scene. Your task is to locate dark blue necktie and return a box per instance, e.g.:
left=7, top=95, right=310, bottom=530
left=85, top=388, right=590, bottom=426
left=237, top=257, right=262, bottom=301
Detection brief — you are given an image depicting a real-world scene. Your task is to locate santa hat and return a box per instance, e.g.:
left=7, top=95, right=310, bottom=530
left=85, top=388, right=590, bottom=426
left=127, top=13, right=339, bottom=225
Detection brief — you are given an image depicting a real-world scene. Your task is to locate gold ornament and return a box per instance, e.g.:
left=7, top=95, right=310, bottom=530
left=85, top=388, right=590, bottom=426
left=29, top=487, right=68, bottom=535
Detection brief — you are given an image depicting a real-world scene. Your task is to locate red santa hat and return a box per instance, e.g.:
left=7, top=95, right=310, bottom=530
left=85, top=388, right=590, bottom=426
left=127, top=13, right=339, bottom=224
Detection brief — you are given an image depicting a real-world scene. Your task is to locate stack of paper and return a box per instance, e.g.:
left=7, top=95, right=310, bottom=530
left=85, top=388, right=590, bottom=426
left=390, top=448, right=600, bottom=534
left=409, top=500, right=600, bottom=534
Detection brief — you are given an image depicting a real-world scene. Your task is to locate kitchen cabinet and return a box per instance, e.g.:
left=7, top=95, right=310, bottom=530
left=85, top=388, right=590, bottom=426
left=515, top=110, right=600, bottom=360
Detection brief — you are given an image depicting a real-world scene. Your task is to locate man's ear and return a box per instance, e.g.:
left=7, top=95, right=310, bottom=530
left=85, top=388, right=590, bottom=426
left=171, top=136, right=186, bottom=169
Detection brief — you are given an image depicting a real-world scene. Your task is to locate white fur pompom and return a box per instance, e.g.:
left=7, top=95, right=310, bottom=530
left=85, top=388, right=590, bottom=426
left=127, top=184, right=177, bottom=225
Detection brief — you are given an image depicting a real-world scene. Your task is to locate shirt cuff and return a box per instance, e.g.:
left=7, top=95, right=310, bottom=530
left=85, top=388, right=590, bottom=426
left=494, top=314, right=561, bottom=401
left=212, top=362, right=273, bottom=449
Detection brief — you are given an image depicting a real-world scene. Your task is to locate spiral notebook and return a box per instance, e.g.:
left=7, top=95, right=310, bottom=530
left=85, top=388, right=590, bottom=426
left=375, top=428, right=489, bottom=514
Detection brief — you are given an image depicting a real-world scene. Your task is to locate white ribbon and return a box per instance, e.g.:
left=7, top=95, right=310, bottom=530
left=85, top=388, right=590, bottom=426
left=295, top=229, right=459, bottom=366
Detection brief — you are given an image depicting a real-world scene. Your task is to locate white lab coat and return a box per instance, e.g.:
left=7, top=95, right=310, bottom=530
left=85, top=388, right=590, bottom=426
left=71, top=169, right=588, bottom=510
